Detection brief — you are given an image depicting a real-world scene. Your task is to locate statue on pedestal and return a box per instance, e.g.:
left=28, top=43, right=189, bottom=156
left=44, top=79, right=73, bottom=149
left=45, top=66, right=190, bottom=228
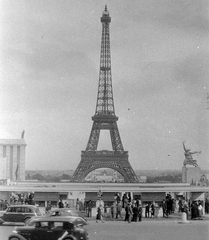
left=182, top=141, right=201, bottom=168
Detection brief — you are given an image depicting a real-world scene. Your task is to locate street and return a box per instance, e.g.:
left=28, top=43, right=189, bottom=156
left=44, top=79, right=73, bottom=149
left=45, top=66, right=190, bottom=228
left=1, top=218, right=208, bottom=240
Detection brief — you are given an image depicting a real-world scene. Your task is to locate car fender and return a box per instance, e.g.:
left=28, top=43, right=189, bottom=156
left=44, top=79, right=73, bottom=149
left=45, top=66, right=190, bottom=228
left=9, top=233, right=27, bottom=240
left=0, top=217, right=5, bottom=225
left=57, top=231, right=76, bottom=240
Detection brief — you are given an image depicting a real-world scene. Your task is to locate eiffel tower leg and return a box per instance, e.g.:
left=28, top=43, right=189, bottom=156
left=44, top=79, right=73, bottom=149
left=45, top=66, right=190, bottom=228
left=72, top=152, right=139, bottom=183
left=110, top=122, right=124, bottom=152
left=85, top=122, right=100, bottom=151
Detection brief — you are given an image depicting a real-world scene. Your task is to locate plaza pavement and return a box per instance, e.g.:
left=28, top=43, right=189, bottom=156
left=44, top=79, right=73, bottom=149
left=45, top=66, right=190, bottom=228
left=85, top=213, right=209, bottom=240
left=86, top=211, right=209, bottom=222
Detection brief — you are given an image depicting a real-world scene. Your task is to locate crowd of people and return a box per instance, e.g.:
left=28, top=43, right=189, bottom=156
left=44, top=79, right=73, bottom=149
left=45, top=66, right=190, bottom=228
left=91, top=193, right=209, bottom=223
left=1, top=192, right=209, bottom=223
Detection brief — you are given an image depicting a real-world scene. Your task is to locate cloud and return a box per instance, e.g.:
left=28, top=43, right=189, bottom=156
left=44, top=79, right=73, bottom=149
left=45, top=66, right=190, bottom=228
left=174, top=51, right=209, bottom=96
left=128, top=0, right=209, bottom=32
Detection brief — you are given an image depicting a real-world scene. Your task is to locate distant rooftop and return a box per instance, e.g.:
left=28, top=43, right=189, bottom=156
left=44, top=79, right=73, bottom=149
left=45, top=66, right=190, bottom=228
left=0, top=139, right=27, bottom=145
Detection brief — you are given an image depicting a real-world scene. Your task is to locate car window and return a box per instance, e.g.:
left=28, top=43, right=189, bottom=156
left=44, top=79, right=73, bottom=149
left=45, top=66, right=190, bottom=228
left=34, top=221, right=48, bottom=229
left=16, top=207, right=22, bottom=212
left=51, top=211, right=60, bottom=216
left=24, top=207, right=33, bottom=213
left=60, top=211, right=69, bottom=216
left=35, top=208, right=42, bottom=215
left=7, top=207, right=16, bottom=212
left=32, top=221, right=74, bottom=230
left=75, top=218, right=87, bottom=226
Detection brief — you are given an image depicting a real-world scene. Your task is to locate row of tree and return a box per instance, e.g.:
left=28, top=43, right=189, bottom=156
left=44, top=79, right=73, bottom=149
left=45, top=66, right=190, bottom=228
left=26, top=172, right=182, bottom=183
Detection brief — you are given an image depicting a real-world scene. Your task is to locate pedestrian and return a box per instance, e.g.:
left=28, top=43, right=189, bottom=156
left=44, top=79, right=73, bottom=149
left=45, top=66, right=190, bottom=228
left=2, top=200, right=8, bottom=210
left=58, top=198, right=64, bottom=208
left=116, top=193, right=121, bottom=203
left=162, top=199, right=168, bottom=218
left=45, top=201, right=51, bottom=213
left=198, top=201, right=203, bottom=220
left=0, top=200, right=3, bottom=211
left=178, top=199, right=182, bottom=212
left=124, top=203, right=129, bottom=221
left=88, top=200, right=93, bottom=217
left=182, top=200, right=189, bottom=220
left=127, top=202, right=133, bottom=223
left=76, top=198, right=80, bottom=210
left=138, top=204, right=142, bottom=222
left=96, top=205, right=104, bottom=223
left=110, top=202, right=116, bottom=220
left=205, top=198, right=209, bottom=214
left=116, top=201, right=122, bottom=219
left=150, top=201, right=155, bottom=218
left=104, top=204, right=108, bottom=217
left=145, top=202, right=150, bottom=218
left=123, top=193, right=128, bottom=209
left=193, top=201, right=199, bottom=220
left=132, top=203, right=138, bottom=222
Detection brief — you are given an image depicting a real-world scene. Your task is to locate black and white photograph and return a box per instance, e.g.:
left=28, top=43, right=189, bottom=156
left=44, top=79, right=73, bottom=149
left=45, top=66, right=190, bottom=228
left=0, top=1, right=208, bottom=240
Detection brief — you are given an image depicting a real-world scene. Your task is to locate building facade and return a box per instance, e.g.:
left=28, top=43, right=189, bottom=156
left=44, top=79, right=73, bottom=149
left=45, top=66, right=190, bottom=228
left=0, top=138, right=26, bottom=181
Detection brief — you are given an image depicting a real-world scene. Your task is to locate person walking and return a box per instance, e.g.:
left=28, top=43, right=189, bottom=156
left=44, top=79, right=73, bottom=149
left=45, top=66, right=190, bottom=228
left=116, top=201, right=122, bottom=219
left=178, top=199, right=182, bottom=212
left=150, top=201, right=155, bottom=218
left=45, top=201, right=51, bottom=213
left=182, top=200, right=189, bottom=220
left=132, top=203, right=138, bottom=222
left=58, top=198, right=64, bottom=208
left=96, top=205, right=104, bottom=223
left=198, top=201, right=203, bottom=220
left=127, top=202, right=133, bottom=223
left=124, top=203, right=129, bottom=221
left=162, top=199, right=168, bottom=218
left=138, top=203, right=142, bottom=222
left=87, top=200, right=93, bottom=217
left=205, top=198, right=209, bottom=214
left=145, top=202, right=150, bottom=218
left=110, top=202, right=116, bottom=220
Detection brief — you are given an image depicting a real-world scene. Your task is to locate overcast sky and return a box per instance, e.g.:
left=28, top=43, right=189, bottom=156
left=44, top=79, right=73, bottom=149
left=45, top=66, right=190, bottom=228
left=0, top=0, right=209, bottom=171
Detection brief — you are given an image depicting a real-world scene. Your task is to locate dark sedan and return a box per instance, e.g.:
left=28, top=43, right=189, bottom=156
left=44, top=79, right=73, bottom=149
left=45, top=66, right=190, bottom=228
left=0, top=205, right=42, bottom=225
left=8, top=216, right=89, bottom=240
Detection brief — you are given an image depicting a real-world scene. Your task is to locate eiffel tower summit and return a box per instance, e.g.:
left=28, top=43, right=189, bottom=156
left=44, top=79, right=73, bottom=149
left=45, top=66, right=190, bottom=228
left=72, top=6, right=138, bottom=183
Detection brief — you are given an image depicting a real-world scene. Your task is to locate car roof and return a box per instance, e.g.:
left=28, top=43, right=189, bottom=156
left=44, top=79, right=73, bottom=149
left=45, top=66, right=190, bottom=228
left=9, top=205, right=38, bottom=209
left=50, top=208, right=78, bottom=211
left=30, top=216, right=82, bottom=222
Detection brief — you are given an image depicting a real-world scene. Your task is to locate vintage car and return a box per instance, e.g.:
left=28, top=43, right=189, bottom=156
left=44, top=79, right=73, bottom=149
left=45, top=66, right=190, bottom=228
left=0, top=205, right=42, bottom=225
left=28, top=215, right=88, bottom=227
left=46, top=208, right=87, bottom=222
left=8, top=216, right=89, bottom=240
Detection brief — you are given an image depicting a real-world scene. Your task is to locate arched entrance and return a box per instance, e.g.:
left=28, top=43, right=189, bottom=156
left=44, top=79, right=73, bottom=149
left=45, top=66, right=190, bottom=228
left=85, top=168, right=125, bottom=183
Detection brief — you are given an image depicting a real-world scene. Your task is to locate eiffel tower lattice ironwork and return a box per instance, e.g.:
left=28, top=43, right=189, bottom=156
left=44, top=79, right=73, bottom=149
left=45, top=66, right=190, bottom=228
left=72, top=6, right=138, bottom=183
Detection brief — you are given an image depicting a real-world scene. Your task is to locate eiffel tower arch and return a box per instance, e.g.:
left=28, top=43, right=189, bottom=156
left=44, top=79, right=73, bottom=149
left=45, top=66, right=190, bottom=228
left=72, top=6, right=138, bottom=183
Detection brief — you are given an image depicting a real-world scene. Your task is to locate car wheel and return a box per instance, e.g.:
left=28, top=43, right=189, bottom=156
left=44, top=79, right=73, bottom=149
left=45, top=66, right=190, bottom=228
left=9, top=238, right=20, bottom=240
left=24, top=218, right=30, bottom=225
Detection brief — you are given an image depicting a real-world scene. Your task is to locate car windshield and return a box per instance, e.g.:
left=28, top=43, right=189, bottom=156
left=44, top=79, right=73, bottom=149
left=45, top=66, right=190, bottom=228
left=35, top=208, right=42, bottom=215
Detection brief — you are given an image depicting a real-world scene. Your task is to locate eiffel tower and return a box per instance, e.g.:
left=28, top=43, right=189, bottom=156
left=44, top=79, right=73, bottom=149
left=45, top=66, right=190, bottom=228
left=72, top=6, right=138, bottom=183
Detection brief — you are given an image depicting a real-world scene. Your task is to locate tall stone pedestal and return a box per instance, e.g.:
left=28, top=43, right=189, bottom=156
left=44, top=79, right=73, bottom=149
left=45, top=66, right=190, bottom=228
left=182, top=166, right=202, bottom=184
